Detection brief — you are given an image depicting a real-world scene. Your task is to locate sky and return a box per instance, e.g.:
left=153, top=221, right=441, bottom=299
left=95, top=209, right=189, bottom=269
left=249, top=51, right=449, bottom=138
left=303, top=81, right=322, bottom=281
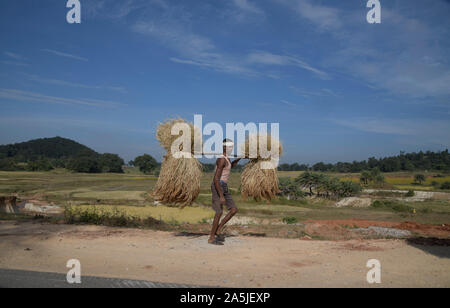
left=0, top=0, right=449, bottom=164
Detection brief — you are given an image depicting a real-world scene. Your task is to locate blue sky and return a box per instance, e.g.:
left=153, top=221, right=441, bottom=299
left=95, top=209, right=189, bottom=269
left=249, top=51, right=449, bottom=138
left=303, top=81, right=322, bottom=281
left=0, top=0, right=449, bottom=164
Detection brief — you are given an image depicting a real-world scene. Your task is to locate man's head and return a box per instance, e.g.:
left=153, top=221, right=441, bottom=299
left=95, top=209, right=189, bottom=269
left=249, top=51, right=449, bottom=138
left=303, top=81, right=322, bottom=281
left=223, top=138, right=234, bottom=155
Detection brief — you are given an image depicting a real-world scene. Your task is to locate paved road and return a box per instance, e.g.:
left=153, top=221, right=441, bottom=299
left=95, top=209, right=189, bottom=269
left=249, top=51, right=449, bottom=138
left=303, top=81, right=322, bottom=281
left=0, top=268, right=204, bottom=288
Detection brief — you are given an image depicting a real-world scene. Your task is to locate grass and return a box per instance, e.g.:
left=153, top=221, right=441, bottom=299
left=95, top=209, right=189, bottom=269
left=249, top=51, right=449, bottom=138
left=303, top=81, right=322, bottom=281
left=73, top=204, right=214, bottom=224
left=1, top=169, right=449, bottom=227
left=64, top=205, right=169, bottom=229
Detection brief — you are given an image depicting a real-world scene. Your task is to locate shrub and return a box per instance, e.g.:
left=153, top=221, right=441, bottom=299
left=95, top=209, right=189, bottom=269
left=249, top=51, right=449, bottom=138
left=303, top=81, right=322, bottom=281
left=405, top=190, right=415, bottom=197
left=64, top=205, right=166, bottom=229
left=371, top=200, right=414, bottom=213
left=282, top=216, right=298, bottom=224
left=413, top=174, right=426, bottom=185
left=441, top=182, right=450, bottom=190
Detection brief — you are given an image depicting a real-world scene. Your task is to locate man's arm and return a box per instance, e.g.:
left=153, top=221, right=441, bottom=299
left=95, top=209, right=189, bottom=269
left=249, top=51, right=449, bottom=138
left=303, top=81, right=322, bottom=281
left=213, top=158, right=226, bottom=204
left=231, top=158, right=241, bottom=168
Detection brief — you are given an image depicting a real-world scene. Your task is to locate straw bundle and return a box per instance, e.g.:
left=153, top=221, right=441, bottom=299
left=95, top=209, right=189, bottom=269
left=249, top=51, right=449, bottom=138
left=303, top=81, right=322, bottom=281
left=242, top=134, right=283, bottom=160
left=241, top=134, right=283, bottom=202
left=153, top=119, right=202, bottom=207
left=156, top=118, right=201, bottom=154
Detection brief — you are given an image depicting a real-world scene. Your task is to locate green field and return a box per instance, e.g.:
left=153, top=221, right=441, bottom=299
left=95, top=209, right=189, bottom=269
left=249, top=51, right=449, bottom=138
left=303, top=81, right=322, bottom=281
left=1, top=169, right=450, bottom=226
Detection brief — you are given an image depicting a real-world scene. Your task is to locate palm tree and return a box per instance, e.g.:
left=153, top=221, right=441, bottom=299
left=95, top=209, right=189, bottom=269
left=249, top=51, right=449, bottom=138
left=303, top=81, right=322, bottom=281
left=295, top=171, right=315, bottom=196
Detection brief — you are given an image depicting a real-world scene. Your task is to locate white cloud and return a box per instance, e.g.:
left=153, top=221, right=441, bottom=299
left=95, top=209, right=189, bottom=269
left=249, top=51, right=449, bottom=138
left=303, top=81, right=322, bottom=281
left=279, top=0, right=341, bottom=30
left=232, top=0, right=264, bottom=15
left=290, top=86, right=339, bottom=97
left=0, top=89, right=124, bottom=108
left=23, top=74, right=126, bottom=93
left=279, top=0, right=450, bottom=100
left=247, top=51, right=329, bottom=79
left=4, top=51, right=25, bottom=60
left=132, top=20, right=259, bottom=76
left=1, top=61, right=28, bottom=67
left=41, top=49, right=88, bottom=62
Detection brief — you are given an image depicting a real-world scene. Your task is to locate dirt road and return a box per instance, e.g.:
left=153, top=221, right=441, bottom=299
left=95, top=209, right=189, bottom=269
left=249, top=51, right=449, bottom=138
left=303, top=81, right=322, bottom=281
left=0, top=221, right=448, bottom=288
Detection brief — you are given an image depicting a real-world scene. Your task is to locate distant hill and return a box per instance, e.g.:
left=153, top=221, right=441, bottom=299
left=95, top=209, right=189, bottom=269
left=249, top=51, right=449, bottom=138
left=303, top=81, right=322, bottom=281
left=0, top=137, right=97, bottom=160
left=0, top=137, right=124, bottom=173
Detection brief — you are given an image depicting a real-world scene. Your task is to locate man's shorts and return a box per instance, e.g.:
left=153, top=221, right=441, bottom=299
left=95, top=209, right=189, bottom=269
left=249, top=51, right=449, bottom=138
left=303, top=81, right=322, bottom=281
left=211, top=181, right=237, bottom=214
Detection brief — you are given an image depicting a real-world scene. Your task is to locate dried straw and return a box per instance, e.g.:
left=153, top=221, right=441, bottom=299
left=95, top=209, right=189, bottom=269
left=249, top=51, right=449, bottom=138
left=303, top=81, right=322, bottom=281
left=156, top=118, right=201, bottom=154
left=241, top=134, right=283, bottom=202
left=153, top=119, right=202, bottom=207
left=242, top=134, right=283, bottom=160
left=153, top=153, right=202, bottom=207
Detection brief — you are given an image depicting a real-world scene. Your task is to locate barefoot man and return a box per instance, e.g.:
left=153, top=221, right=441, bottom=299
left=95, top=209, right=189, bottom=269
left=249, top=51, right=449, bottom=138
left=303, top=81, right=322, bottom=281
left=208, top=139, right=243, bottom=245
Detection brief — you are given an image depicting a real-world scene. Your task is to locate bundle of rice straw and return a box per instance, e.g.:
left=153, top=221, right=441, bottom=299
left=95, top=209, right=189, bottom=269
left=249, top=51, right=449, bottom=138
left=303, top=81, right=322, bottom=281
left=156, top=118, right=201, bottom=153
left=241, top=134, right=283, bottom=202
left=153, top=118, right=202, bottom=207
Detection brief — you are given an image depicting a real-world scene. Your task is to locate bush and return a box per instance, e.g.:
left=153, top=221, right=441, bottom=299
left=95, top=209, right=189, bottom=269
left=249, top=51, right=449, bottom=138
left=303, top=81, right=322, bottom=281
left=282, top=216, right=298, bottom=224
left=371, top=200, right=414, bottom=213
left=441, top=182, right=450, bottom=190
left=413, top=174, right=426, bottom=185
left=278, top=177, right=304, bottom=200
left=405, top=190, right=415, bottom=197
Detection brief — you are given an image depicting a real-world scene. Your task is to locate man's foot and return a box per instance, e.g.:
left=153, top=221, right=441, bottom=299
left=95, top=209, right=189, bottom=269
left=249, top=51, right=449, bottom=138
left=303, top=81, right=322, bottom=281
left=208, top=238, right=224, bottom=245
left=215, top=234, right=226, bottom=242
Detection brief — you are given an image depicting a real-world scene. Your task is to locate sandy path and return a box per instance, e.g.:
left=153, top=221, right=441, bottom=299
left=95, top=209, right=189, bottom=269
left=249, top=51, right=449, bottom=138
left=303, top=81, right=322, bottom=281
left=0, top=221, right=448, bottom=288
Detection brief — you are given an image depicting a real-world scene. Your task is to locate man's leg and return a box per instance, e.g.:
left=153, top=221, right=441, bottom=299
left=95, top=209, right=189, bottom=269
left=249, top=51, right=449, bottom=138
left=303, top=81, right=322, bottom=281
left=208, top=212, right=222, bottom=243
left=217, top=207, right=238, bottom=235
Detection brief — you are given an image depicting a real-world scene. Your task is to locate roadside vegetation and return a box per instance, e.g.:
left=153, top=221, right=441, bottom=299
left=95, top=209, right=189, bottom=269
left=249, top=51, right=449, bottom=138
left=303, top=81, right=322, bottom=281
left=1, top=167, right=449, bottom=228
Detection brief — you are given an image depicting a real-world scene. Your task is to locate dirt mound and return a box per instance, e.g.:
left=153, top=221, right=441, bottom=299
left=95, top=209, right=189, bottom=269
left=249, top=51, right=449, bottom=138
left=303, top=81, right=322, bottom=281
left=397, top=222, right=450, bottom=237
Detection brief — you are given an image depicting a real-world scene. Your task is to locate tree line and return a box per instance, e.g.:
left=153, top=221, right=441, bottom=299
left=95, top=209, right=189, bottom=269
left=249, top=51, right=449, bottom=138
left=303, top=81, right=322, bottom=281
left=278, top=150, right=450, bottom=173
left=1, top=137, right=449, bottom=175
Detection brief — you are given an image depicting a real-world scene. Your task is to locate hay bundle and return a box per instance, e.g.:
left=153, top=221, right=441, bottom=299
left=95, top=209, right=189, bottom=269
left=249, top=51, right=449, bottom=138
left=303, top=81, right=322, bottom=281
left=156, top=118, right=201, bottom=153
left=242, top=134, right=283, bottom=160
left=153, top=119, right=202, bottom=207
left=241, top=134, right=283, bottom=202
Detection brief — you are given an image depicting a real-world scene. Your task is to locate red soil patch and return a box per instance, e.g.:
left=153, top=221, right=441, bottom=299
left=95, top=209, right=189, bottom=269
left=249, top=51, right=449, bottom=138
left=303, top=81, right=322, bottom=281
left=305, top=219, right=450, bottom=238
left=304, top=223, right=355, bottom=240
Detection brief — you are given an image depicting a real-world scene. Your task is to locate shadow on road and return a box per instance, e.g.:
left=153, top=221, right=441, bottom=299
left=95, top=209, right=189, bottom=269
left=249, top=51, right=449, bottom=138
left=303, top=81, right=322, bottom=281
left=405, top=237, right=450, bottom=259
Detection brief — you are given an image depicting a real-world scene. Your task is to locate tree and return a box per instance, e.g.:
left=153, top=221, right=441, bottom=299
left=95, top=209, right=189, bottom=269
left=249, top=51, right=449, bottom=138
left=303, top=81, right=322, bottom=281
left=370, top=167, right=381, bottom=181
left=278, top=177, right=304, bottom=200
left=133, top=154, right=158, bottom=174
left=98, top=153, right=124, bottom=173
left=295, top=172, right=315, bottom=195
left=374, top=174, right=386, bottom=185
left=360, top=170, right=370, bottom=185
left=413, top=174, right=426, bottom=185
left=67, top=156, right=101, bottom=173
left=338, top=181, right=362, bottom=197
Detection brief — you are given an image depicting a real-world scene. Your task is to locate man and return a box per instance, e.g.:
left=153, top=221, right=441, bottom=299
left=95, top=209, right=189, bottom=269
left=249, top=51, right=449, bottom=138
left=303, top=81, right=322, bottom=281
left=208, top=139, right=243, bottom=245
